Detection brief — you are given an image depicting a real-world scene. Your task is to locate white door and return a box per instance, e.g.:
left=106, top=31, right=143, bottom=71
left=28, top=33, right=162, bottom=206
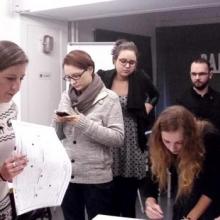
left=21, top=24, right=63, bottom=125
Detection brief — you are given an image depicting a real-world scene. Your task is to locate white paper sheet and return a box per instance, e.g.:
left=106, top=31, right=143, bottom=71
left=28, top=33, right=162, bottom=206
left=11, top=120, right=72, bottom=215
left=93, top=214, right=145, bottom=220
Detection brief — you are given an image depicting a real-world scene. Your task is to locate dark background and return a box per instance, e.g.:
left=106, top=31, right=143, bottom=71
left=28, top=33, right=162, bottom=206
left=156, top=23, right=220, bottom=113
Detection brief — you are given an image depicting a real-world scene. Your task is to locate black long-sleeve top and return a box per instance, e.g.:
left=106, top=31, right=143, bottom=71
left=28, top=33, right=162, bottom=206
left=145, top=131, right=220, bottom=220
left=176, top=87, right=220, bottom=131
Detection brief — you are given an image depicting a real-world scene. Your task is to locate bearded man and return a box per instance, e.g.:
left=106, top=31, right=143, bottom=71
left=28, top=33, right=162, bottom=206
left=176, top=57, right=220, bottom=131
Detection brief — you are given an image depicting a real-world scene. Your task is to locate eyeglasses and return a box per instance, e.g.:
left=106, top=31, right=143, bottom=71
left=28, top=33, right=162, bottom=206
left=190, top=72, right=209, bottom=77
left=118, top=58, right=136, bottom=66
left=63, top=69, right=87, bottom=81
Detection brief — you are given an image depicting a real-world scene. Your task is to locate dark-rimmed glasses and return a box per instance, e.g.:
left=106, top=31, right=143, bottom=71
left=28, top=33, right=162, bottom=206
left=63, top=69, right=87, bottom=81
left=118, top=58, right=136, bottom=66
left=190, top=72, right=209, bottom=77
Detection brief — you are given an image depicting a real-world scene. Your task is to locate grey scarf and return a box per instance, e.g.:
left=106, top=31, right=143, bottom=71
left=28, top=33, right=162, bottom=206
left=68, top=74, right=104, bottom=113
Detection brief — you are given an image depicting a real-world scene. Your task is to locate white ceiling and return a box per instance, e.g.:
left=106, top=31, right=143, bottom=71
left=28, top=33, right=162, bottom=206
left=19, top=0, right=220, bottom=21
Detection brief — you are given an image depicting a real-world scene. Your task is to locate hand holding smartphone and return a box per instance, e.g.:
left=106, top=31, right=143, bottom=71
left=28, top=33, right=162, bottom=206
left=56, top=111, right=69, bottom=117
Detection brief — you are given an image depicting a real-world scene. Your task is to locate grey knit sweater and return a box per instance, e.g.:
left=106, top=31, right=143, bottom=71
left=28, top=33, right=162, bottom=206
left=53, top=87, right=124, bottom=184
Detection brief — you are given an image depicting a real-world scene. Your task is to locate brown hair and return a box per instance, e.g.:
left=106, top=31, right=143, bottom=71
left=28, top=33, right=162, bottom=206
left=191, top=57, right=212, bottom=72
left=111, top=39, right=139, bottom=63
left=63, top=50, right=95, bottom=73
left=0, top=40, right=28, bottom=71
left=149, top=105, right=205, bottom=198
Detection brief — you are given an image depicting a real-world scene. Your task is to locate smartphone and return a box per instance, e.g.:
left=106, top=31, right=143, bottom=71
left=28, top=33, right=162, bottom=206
left=56, top=111, right=69, bottom=117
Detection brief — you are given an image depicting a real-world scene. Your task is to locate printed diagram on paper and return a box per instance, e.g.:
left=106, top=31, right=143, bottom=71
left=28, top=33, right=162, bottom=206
left=12, top=120, right=72, bottom=215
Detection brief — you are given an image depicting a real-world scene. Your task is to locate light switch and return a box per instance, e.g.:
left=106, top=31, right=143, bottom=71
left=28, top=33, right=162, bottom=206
left=39, top=72, right=51, bottom=80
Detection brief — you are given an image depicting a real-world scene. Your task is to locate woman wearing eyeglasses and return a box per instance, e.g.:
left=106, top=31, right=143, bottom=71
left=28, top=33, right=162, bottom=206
left=97, top=39, right=159, bottom=218
left=52, top=50, right=124, bottom=220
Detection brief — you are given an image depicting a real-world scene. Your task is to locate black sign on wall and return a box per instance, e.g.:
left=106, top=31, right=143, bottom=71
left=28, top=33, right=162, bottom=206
left=156, top=23, right=220, bottom=113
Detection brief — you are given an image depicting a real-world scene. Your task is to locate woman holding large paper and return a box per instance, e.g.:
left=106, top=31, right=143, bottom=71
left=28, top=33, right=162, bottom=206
left=53, top=49, right=124, bottom=220
left=0, top=41, right=28, bottom=219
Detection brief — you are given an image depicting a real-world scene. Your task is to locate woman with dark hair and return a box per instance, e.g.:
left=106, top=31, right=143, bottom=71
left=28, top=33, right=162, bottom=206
left=145, top=105, right=220, bottom=220
left=97, top=39, right=159, bottom=217
left=0, top=40, right=29, bottom=219
left=53, top=50, right=124, bottom=220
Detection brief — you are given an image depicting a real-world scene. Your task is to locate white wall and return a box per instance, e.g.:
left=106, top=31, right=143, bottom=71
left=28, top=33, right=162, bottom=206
left=0, top=0, right=21, bottom=42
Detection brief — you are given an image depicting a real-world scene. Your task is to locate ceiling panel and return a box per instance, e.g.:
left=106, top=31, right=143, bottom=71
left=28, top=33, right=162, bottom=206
left=17, top=0, right=220, bottom=21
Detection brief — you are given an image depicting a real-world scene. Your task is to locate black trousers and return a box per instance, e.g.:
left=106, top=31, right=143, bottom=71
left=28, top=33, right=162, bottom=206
left=62, top=182, right=114, bottom=220
left=10, top=192, right=51, bottom=220
left=112, top=176, right=139, bottom=218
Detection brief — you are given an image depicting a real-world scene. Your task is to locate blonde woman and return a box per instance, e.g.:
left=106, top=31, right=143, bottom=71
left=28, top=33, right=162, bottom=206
left=145, top=105, right=220, bottom=220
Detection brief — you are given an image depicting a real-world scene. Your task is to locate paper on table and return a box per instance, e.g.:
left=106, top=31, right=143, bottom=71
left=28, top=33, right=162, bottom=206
left=11, top=120, right=72, bottom=215
left=93, top=214, right=145, bottom=220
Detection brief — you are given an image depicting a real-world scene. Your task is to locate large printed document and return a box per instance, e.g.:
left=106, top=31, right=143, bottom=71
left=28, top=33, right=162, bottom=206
left=11, top=120, right=72, bottom=215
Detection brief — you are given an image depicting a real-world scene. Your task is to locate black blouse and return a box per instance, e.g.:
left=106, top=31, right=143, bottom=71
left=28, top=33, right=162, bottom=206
left=97, top=69, right=159, bottom=152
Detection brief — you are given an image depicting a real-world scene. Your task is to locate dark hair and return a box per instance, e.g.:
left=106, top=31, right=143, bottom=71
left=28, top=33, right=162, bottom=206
left=191, top=57, right=212, bottom=71
left=111, top=39, right=139, bottom=62
left=63, top=50, right=95, bottom=72
left=0, top=40, right=28, bottom=71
